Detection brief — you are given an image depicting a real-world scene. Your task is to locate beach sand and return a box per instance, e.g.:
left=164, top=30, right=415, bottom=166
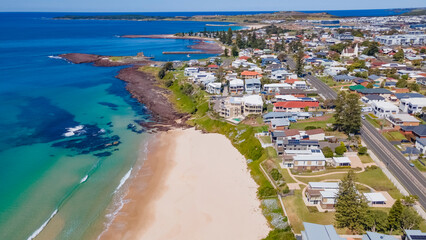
left=101, top=128, right=269, bottom=240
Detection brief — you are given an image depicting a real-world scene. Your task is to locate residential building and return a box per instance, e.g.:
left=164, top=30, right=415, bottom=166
left=292, top=153, right=326, bottom=172
left=415, top=138, right=426, bottom=154
left=325, top=67, right=347, bottom=76
left=206, top=82, right=221, bottom=95
left=386, top=114, right=421, bottom=129
left=305, top=182, right=340, bottom=209
left=269, top=118, right=290, bottom=130
left=244, top=78, right=261, bottom=94
left=375, top=34, right=426, bottom=46
left=301, top=222, right=345, bottom=240
left=242, top=95, right=263, bottom=116
left=273, top=101, right=319, bottom=112
left=356, top=88, right=392, bottom=97
left=362, top=231, right=397, bottom=240
left=404, top=229, right=426, bottom=240
left=184, top=67, right=199, bottom=76
left=399, top=98, right=426, bottom=114
left=333, top=75, right=356, bottom=82
left=363, top=192, right=387, bottom=206
left=263, top=83, right=292, bottom=93
left=263, top=112, right=311, bottom=123
left=332, top=157, right=351, bottom=167
left=362, top=95, right=385, bottom=104
left=241, top=70, right=262, bottom=79
left=277, top=139, right=320, bottom=156
left=371, top=101, right=399, bottom=118
left=413, top=125, right=426, bottom=138
left=305, top=129, right=325, bottom=141
left=219, top=97, right=243, bottom=118
left=293, top=81, right=309, bottom=89
left=229, top=79, right=244, bottom=95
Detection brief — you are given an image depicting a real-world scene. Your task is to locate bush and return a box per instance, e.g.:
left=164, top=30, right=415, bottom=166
left=358, top=146, right=368, bottom=155
left=322, top=146, right=334, bottom=158
left=181, top=83, right=194, bottom=95
left=262, top=228, right=296, bottom=240
left=304, top=126, right=318, bottom=130
left=165, top=79, right=174, bottom=88
left=258, top=186, right=276, bottom=198
left=158, top=69, right=166, bottom=79
left=335, top=145, right=347, bottom=155
left=282, top=186, right=290, bottom=194
left=270, top=168, right=282, bottom=181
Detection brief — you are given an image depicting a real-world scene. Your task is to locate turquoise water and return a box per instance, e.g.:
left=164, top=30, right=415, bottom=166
left=0, top=13, right=239, bottom=239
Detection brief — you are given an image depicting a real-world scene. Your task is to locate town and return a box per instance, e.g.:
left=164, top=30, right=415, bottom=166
left=147, top=14, right=426, bottom=240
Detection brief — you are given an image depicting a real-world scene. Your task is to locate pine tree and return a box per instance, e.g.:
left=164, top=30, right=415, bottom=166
left=387, top=199, right=403, bottom=233
left=295, top=49, right=304, bottom=76
left=226, top=27, right=233, bottom=45
left=333, top=92, right=361, bottom=134
left=333, top=91, right=346, bottom=132
left=335, top=171, right=369, bottom=234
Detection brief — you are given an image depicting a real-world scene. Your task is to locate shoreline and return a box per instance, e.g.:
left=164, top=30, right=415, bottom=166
left=100, top=128, right=270, bottom=240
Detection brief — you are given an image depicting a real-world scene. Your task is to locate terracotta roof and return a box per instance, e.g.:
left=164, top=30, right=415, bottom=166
left=208, top=64, right=219, bottom=68
left=306, top=128, right=325, bottom=135
left=284, top=129, right=300, bottom=137
left=274, top=101, right=319, bottom=108
left=241, top=71, right=261, bottom=76
left=239, top=56, right=250, bottom=60
left=285, top=79, right=298, bottom=84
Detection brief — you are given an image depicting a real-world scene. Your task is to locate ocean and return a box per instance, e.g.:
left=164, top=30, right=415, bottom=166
left=0, top=12, right=239, bottom=240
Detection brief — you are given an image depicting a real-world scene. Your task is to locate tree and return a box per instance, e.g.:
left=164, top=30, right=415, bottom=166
left=393, top=49, right=405, bottom=62
left=335, top=171, right=369, bottom=233
left=364, top=210, right=388, bottom=233
left=224, top=48, right=229, bottom=57
left=334, top=92, right=362, bottom=134
left=226, top=27, right=233, bottom=45
left=358, top=146, right=368, bottom=155
left=277, top=53, right=287, bottom=62
left=158, top=68, right=166, bottom=79
left=387, top=199, right=403, bottom=233
left=401, top=195, right=419, bottom=207
left=396, top=79, right=407, bottom=88
left=295, top=49, right=305, bottom=76
left=231, top=45, right=239, bottom=57
left=408, top=83, right=420, bottom=92
left=236, top=33, right=244, bottom=48
left=401, top=207, right=422, bottom=230
left=362, top=41, right=379, bottom=56
left=270, top=169, right=282, bottom=181
left=366, top=82, right=374, bottom=89
left=262, top=228, right=296, bottom=240
left=322, top=146, right=334, bottom=158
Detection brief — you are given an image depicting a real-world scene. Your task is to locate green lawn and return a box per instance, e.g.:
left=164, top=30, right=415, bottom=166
left=365, top=114, right=381, bottom=128
left=319, top=76, right=350, bottom=87
left=289, top=115, right=334, bottom=130
left=382, top=131, right=406, bottom=142
left=411, top=159, right=426, bottom=172
left=356, top=167, right=403, bottom=199
left=260, top=136, right=272, bottom=144
left=358, top=154, right=374, bottom=164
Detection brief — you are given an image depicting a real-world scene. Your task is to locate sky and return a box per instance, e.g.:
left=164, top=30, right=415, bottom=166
left=1, top=0, right=425, bottom=12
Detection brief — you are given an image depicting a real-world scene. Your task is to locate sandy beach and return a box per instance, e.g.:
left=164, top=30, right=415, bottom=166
left=101, top=128, right=269, bottom=240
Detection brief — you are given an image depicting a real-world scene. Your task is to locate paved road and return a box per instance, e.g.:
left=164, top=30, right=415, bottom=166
left=286, top=56, right=426, bottom=209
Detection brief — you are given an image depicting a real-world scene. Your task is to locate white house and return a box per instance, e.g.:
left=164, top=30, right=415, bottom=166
left=271, top=70, right=291, bottom=81
left=242, top=95, right=263, bottom=116
left=324, top=67, right=347, bottom=76
left=229, top=79, right=244, bottom=95
left=293, top=81, right=308, bottom=90
left=363, top=192, right=387, bottom=206
left=341, top=44, right=359, bottom=58
left=371, top=101, right=399, bottom=118
left=184, top=67, right=199, bottom=76
left=399, top=97, right=426, bottom=114
left=263, top=83, right=292, bottom=93
left=206, top=82, right=221, bottom=95
left=332, top=157, right=351, bottom=167
left=415, top=138, right=426, bottom=154
left=245, top=78, right=261, bottom=94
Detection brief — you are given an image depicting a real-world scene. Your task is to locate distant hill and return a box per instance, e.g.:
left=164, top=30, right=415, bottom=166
left=401, top=8, right=426, bottom=16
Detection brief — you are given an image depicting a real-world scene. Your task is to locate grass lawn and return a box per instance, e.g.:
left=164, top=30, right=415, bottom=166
left=365, top=114, right=381, bottom=128
left=358, top=154, right=374, bottom=164
left=253, top=125, right=269, bottom=133
left=295, top=173, right=347, bottom=184
left=293, top=168, right=352, bottom=176
left=289, top=115, right=334, bottom=130
left=319, top=76, right=349, bottom=87
left=356, top=167, right=403, bottom=199
left=281, top=168, right=297, bottom=183
left=260, top=136, right=272, bottom=144
left=411, top=159, right=426, bottom=172
left=282, top=190, right=350, bottom=234
left=382, top=131, right=406, bottom=142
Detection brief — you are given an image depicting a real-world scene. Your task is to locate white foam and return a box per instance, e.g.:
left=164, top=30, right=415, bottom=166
left=63, top=125, right=84, bottom=137
left=27, top=209, right=58, bottom=240
left=48, top=55, right=63, bottom=60
left=80, top=175, right=88, bottom=183
left=114, top=168, right=132, bottom=194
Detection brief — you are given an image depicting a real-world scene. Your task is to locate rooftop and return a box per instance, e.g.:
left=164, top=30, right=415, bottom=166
left=274, top=101, right=319, bottom=108
left=363, top=231, right=397, bottom=240
left=356, top=88, right=392, bottom=95
left=301, top=222, right=345, bottom=240
left=308, top=182, right=339, bottom=189
left=363, top=192, right=387, bottom=202
left=333, top=157, right=351, bottom=164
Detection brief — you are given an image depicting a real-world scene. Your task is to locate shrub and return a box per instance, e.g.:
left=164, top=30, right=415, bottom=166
left=181, top=83, right=194, bottom=95
left=282, top=186, right=290, bottom=194
left=304, top=126, right=318, bottom=130
left=165, top=79, right=174, bottom=88
left=335, top=145, right=347, bottom=155
left=322, top=146, right=334, bottom=158
left=258, top=186, right=276, bottom=198
left=358, top=146, right=368, bottom=155
left=270, top=168, right=282, bottom=181
left=158, top=69, right=166, bottom=79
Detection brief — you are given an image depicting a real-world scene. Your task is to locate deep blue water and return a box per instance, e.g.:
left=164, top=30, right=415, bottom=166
left=0, top=12, right=240, bottom=240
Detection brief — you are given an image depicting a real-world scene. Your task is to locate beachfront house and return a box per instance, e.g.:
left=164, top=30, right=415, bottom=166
left=242, top=95, right=263, bottom=116
left=184, top=67, right=199, bottom=76
left=273, top=101, right=319, bottom=112
left=363, top=192, right=387, bottom=206
left=263, top=83, right=292, bottom=93
left=305, top=182, right=339, bottom=209
left=292, top=154, right=326, bottom=172
left=219, top=97, right=243, bottom=119
left=301, top=222, right=345, bottom=240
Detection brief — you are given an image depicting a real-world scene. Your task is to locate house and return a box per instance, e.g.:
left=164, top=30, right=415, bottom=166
left=263, top=83, right=292, bottom=93
left=356, top=88, right=392, bottom=97
left=292, top=154, right=326, bottom=172
left=263, top=112, right=311, bottom=123
left=305, top=182, right=340, bottom=209
left=362, top=231, right=397, bottom=240
left=325, top=67, right=347, bottom=76
left=293, top=81, right=309, bottom=89
left=269, top=118, right=290, bottom=130
left=206, top=82, right=221, bottom=94
left=241, top=71, right=262, bottom=79
left=261, top=58, right=280, bottom=66
left=394, top=93, right=425, bottom=101
left=305, top=129, right=325, bottom=141
left=301, top=222, right=344, bottom=240
left=361, top=95, right=385, bottom=104
left=363, top=192, right=387, bottom=206
left=301, top=222, right=345, bottom=240
left=184, top=67, right=199, bottom=76
left=332, top=157, right=351, bottom=167
left=273, top=101, right=319, bottom=112
left=244, top=78, right=261, bottom=94
left=229, top=79, right=244, bottom=95
left=242, top=95, right=263, bottom=116
left=270, top=69, right=291, bottom=80
left=399, top=98, right=426, bottom=114
left=341, top=44, right=359, bottom=58
left=386, top=114, right=420, bottom=129
left=371, top=101, right=399, bottom=118
left=271, top=131, right=286, bottom=144
left=219, top=97, right=243, bottom=118
left=277, top=139, right=320, bottom=156
left=415, top=138, right=426, bottom=154
left=333, top=75, right=355, bottom=82
left=404, top=229, right=426, bottom=240
left=413, top=125, right=426, bottom=138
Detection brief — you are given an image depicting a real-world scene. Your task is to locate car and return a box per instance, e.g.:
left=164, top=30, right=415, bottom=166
left=361, top=115, right=366, bottom=120
left=409, top=163, right=415, bottom=167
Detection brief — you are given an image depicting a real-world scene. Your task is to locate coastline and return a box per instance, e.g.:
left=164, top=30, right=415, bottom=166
left=100, top=128, right=270, bottom=240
